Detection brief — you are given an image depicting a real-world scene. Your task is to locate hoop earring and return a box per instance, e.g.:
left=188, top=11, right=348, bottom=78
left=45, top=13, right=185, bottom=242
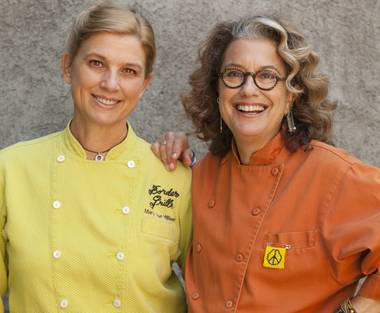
left=220, top=117, right=223, bottom=134
left=286, top=109, right=296, bottom=133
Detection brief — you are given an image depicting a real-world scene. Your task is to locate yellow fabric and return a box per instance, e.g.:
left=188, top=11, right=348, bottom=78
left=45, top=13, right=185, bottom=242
left=0, top=123, right=192, bottom=313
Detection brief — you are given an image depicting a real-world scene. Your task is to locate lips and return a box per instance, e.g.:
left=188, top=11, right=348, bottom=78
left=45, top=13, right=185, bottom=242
left=235, top=103, right=267, bottom=113
left=92, top=94, right=121, bottom=107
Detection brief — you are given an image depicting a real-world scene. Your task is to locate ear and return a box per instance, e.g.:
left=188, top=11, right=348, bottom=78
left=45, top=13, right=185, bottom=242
left=62, top=53, right=72, bottom=84
left=286, top=92, right=295, bottom=113
left=140, top=73, right=153, bottom=96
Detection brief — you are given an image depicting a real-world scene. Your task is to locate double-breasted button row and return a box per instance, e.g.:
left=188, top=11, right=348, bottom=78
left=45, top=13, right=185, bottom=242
left=271, top=166, right=280, bottom=177
left=56, top=154, right=136, bottom=169
left=58, top=298, right=121, bottom=309
left=60, top=299, right=69, bottom=309
left=251, top=206, right=261, bottom=216
left=225, top=300, right=233, bottom=308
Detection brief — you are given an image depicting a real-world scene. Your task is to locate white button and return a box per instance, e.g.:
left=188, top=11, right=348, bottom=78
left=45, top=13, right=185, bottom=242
left=57, top=155, right=65, bottom=162
left=53, top=250, right=62, bottom=259
left=122, top=206, right=130, bottom=215
left=116, top=251, right=125, bottom=261
left=112, top=299, right=121, bottom=308
left=127, top=160, right=135, bottom=168
left=60, top=299, right=69, bottom=308
left=52, top=200, right=61, bottom=209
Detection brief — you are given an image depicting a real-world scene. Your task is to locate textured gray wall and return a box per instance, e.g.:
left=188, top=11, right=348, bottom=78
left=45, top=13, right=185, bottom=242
left=0, top=0, right=379, bottom=170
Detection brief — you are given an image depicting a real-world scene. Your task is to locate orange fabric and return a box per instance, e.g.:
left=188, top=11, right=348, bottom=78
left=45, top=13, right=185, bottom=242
left=186, top=134, right=380, bottom=313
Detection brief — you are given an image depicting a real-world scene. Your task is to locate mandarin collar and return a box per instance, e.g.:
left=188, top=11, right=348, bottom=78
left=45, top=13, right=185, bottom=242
left=63, top=121, right=138, bottom=161
left=223, top=132, right=289, bottom=166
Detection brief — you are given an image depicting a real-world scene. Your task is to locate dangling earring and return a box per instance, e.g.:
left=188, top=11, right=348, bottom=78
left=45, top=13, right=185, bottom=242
left=286, top=109, right=296, bottom=133
left=217, top=97, right=223, bottom=134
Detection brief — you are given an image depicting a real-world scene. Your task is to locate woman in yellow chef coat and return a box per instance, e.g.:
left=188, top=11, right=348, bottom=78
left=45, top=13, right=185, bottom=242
left=0, top=1, right=192, bottom=313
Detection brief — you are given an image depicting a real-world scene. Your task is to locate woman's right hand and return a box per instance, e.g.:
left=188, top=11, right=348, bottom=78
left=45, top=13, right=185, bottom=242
left=151, top=132, right=193, bottom=171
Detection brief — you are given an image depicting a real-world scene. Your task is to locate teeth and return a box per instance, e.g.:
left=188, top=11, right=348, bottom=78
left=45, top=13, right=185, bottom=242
left=95, top=96, right=119, bottom=106
left=237, top=104, right=265, bottom=112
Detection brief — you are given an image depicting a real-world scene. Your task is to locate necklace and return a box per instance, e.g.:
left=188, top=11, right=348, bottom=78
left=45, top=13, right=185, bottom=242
left=82, top=131, right=128, bottom=161
left=83, top=148, right=110, bottom=161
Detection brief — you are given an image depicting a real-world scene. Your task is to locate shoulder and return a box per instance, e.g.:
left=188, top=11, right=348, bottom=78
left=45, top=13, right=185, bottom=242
left=192, top=151, right=221, bottom=181
left=0, top=131, right=63, bottom=163
left=309, top=141, right=359, bottom=165
left=307, top=140, right=380, bottom=184
left=134, top=135, right=192, bottom=182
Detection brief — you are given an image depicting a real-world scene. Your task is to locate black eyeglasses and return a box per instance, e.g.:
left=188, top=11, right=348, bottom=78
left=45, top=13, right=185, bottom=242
left=219, top=68, right=286, bottom=91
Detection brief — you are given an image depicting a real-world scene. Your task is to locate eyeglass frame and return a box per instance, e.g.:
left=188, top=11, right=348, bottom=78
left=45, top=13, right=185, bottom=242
left=218, top=68, right=286, bottom=91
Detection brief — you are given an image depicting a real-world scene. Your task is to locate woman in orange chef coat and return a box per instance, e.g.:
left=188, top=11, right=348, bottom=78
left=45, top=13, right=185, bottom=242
left=152, top=16, right=380, bottom=313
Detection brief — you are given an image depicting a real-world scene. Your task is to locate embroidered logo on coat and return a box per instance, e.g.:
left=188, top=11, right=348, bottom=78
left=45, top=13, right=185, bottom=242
left=144, top=185, right=180, bottom=221
left=263, top=246, right=286, bottom=269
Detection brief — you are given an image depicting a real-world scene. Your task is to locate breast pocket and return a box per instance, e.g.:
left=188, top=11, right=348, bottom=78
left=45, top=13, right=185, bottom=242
left=141, top=217, right=178, bottom=241
left=262, top=230, right=320, bottom=274
left=264, top=230, right=317, bottom=253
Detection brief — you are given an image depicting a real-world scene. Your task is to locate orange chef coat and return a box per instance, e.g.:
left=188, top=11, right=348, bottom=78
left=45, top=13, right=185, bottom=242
left=186, top=134, right=380, bottom=313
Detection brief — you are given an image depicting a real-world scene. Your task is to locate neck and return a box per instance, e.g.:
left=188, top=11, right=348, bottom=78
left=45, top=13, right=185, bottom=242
left=70, top=118, right=128, bottom=159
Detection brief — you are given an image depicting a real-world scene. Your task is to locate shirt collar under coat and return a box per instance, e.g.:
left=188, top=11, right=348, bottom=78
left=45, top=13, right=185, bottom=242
left=63, top=120, right=138, bottom=161
left=222, top=132, right=290, bottom=166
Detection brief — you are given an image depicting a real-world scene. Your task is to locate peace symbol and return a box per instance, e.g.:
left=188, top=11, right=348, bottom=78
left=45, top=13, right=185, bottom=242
left=266, top=248, right=282, bottom=265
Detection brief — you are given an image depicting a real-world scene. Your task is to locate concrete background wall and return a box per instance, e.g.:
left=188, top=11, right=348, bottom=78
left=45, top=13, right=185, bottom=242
left=0, top=0, right=379, bottom=310
left=0, top=0, right=379, bottom=167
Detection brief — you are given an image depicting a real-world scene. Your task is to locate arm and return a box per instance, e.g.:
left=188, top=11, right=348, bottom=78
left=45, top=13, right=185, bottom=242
left=177, top=174, right=192, bottom=271
left=0, top=163, right=7, bottom=313
left=323, top=162, right=380, bottom=312
left=151, top=132, right=194, bottom=171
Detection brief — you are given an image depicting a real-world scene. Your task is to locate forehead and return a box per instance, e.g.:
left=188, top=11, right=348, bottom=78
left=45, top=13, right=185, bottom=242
left=222, top=38, right=286, bottom=73
left=75, top=32, right=145, bottom=67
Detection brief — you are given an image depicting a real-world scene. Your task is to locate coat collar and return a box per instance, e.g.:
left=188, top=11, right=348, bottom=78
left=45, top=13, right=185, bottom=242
left=62, top=121, right=139, bottom=161
left=222, top=132, right=290, bottom=166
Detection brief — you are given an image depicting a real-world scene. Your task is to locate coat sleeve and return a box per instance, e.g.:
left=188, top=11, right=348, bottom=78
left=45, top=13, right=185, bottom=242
left=322, top=161, right=380, bottom=299
left=0, top=161, right=7, bottom=313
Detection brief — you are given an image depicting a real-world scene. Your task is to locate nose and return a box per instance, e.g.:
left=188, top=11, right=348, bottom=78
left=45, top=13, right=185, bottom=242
left=240, top=74, right=260, bottom=96
left=100, top=70, right=120, bottom=91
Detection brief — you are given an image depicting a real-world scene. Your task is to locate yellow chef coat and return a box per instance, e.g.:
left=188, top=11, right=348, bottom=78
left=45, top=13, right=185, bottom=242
left=0, top=123, right=192, bottom=313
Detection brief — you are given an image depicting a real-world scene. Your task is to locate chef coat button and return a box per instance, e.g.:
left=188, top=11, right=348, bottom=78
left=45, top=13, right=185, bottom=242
left=191, top=292, right=200, bottom=300
left=122, top=206, right=130, bottom=215
left=235, top=253, right=244, bottom=262
left=208, top=199, right=215, bottom=208
left=60, top=299, right=69, bottom=309
left=271, top=167, right=280, bottom=177
left=196, top=243, right=202, bottom=253
left=52, top=200, right=61, bottom=209
left=53, top=250, right=62, bottom=259
left=127, top=160, right=135, bottom=168
left=57, top=155, right=65, bottom=162
left=225, top=300, right=233, bottom=308
left=251, top=207, right=261, bottom=216
left=112, top=299, right=121, bottom=308
left=116, top=251, right=125, bottom=261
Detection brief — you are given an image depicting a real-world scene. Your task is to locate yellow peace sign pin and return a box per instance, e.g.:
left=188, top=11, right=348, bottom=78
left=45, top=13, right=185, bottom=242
left=263, top=245, right=286, bottom=269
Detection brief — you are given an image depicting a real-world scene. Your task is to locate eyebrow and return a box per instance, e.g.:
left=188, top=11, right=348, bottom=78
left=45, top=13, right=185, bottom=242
left=223, top=63, right=281, bottom=74
left=84, top=53, right=144, bottom=71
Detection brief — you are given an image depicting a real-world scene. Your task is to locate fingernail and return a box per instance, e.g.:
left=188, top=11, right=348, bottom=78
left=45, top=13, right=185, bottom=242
left=172, top=152, right=177, bottom=158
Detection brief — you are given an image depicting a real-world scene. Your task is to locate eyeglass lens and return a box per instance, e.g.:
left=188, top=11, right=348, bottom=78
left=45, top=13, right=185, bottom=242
left=222, top=69, right=279, bottom=90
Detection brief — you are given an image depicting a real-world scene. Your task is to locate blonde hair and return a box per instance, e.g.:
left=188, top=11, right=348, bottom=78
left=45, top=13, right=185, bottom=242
left=183, top=15, right=336, bottom=156
left=65, top=0, right=155, bottom=75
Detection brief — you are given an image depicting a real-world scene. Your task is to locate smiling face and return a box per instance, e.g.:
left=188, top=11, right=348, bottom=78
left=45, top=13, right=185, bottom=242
left=218, top=38, right=293, bottom=149
left=63, top=32, right=151, bottom=129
